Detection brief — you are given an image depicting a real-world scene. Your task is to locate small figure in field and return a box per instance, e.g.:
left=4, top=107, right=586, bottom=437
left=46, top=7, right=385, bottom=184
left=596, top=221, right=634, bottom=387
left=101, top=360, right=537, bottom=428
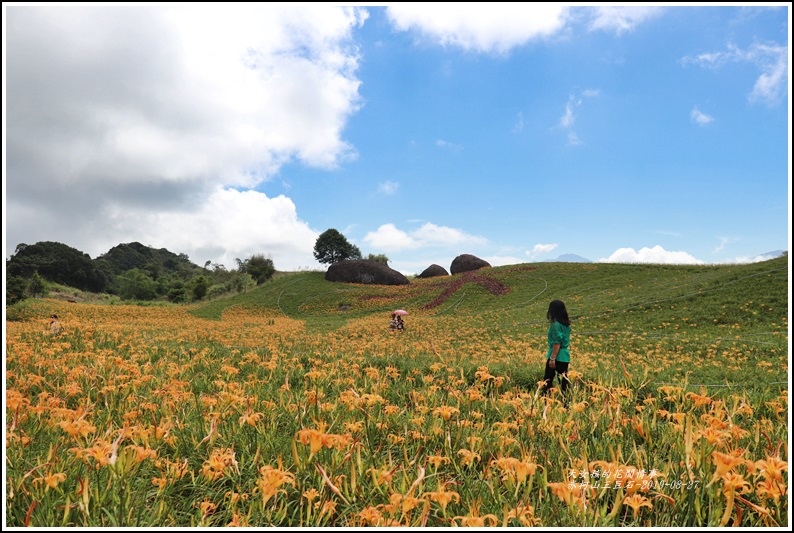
left=48, top=314, right=62, bottom=336
left=389, top=313, right=405, bottom=331
left=542, top=300, right=571, bottom=396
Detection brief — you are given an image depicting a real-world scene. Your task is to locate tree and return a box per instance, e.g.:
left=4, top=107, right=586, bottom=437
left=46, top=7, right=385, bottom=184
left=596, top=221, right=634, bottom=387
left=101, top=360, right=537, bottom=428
left=190, top=275, right=210, bottom=301
left=240, top=254, right=275, bottom=285
left=28, top=272, right=46, bottom=297
left=6, top=276, right=29, bottom=305
left=313, top=229, right=362, bottom=265
left=367, top=253, right=389, bottom=265
left=117, top=268, right=158, bottom=301
left=232, top=273, right=254, bottom=293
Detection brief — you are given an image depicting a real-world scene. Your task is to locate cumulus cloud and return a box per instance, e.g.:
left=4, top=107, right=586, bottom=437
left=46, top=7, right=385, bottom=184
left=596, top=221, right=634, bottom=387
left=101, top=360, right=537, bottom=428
left=363, top=222, right=487, bottom=251
left=5, top=4, right=367, bottom=269
left=104, top=188, right=320, bottom=269
left=386, top=4, right=568, bottom=54
left=598, top=245, right=704, bottom=264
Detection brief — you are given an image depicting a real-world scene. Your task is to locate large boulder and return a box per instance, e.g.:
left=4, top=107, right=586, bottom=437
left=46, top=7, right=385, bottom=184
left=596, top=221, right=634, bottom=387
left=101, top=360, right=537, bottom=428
left=416, top=264, right=449, bottom=279
left=450, top=254, right=491, bottom=275
left=326, top=260, right=410, bottom=285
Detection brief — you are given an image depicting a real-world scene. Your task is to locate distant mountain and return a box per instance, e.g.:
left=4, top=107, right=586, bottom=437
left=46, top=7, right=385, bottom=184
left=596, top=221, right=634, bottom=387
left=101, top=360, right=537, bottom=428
left=754, top=250, right=787, bottom=261
left=544, top=254, right=592, bottom=263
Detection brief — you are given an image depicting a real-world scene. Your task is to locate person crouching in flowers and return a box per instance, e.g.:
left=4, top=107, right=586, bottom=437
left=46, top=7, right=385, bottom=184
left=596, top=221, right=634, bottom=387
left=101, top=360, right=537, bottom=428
left=542, top=300, right=571, bottom=397
left=48, top=314, right=61, bottom=336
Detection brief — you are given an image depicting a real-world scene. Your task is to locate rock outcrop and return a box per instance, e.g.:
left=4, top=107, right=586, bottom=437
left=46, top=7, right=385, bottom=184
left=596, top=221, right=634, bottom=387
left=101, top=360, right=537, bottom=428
left=416, top=264, right=449, bottom=279
left=325, top=260, right=410, bottom=285
left=450, top=254, right=491, bottom=275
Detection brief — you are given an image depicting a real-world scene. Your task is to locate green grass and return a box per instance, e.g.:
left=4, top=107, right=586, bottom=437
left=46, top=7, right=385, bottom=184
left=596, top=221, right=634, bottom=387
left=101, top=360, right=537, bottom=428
left=189, top=256, right=789, bottom=388
left=192, top=257, right=788, bottom=327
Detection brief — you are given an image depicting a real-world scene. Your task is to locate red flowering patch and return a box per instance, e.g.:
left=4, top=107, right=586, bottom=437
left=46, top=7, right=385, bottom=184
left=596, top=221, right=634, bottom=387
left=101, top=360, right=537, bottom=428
left=422, top=271, right=511, bottom=310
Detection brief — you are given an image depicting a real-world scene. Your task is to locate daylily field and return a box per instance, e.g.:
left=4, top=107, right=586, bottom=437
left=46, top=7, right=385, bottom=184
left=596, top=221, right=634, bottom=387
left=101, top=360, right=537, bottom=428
left=4, top=259, right=789, bottom=527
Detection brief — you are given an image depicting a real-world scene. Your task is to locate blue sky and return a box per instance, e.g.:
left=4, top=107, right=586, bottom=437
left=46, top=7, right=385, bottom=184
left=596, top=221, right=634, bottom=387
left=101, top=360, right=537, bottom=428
left=3, top=4, right=791, bottom=275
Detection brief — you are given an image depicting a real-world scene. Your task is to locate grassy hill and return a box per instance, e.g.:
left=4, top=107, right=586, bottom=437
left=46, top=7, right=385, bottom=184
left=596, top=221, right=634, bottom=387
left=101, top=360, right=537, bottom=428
left=192, top=255, right=788, bottom=334
left=189, top=255, right=789, bottom=390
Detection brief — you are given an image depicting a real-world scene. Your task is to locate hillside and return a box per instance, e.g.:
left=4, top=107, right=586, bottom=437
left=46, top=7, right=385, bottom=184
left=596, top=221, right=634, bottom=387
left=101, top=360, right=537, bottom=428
left=185, top=256, right=790, bottom=390
left=191, top=255, right=789, bottom=335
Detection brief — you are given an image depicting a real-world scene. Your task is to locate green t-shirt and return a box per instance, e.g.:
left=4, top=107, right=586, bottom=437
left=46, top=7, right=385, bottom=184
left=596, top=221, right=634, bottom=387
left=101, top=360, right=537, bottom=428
left=546, top=321, right=571, bottom=363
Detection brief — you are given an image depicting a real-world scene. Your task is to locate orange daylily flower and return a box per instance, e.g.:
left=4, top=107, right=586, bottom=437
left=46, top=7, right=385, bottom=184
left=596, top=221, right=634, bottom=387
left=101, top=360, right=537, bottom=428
left=709, top=451, right=746, bottom=485
left=39, top=472, right=67, bottom=490
left=623, top=493, right=653, bottom=518
left=753, top=455, right=788, bottom=482
left=457, top=448, right=481, bottom=467
left=686, top=391, right=713, bottom=408
left=425, top=483, right=460, bottom=512
left=505, top=504, right=541, bottom=526
left=490, top=456, right=538, bottom=484
left=720, top=471, right=752, bottom=526
left=433, top=405, right=460, bottom=421
left=257, top=464, right=295, bottom=507
left=296, top=428, right=325, bottom=455
left=547, top=481, right=588, bottom=510
left=427, top=454, right=451, bottom=469
left=358, top=506, right=383, bottom=526
left=755, top=477, right=787, bottom=503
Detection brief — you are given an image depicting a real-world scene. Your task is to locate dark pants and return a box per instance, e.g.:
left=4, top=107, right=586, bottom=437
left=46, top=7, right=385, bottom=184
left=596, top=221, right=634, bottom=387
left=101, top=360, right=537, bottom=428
left=542, top=359, right=569, bottom=394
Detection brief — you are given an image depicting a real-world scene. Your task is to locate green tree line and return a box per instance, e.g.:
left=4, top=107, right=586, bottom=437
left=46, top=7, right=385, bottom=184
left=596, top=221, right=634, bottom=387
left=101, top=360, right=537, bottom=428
left=5, top=241, right=274, bottom=305
left=6, top=229, right=387, bottom=305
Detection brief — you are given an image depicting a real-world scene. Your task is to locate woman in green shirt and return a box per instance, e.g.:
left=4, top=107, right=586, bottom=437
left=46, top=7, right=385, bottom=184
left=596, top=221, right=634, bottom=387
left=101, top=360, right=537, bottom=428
left=542, top=299, right=571, bottom=395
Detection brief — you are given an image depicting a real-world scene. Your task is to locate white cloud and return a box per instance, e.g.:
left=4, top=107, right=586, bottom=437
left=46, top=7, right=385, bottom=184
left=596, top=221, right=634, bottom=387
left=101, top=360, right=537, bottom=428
left=386, top=4, right=568, bottom=54
left=714, top=236, right=738, bottom=254
left=526, top=243, right=558, bottom=259
left=5, top=5, right=367, bottom=269
left=680, top=41, right=788, bottom=106
left=484, top=255, right=524, bottom=267
left=436, top=139, right=463, bottom=151
left=587, top=6, right=664, bottom=35
left=377, top=181, right=400, bottom=195
left=567, top=132, right=583, bottom=146
left=690, top=107, right=714, bottom=125
left=513, top=111, right=525, bottom=134
left=598, top=245, right=704, bottom=264
left=747, top=43, right=788, bottom=105
left=724, top=252, right=785, bottom=264
left=101, top=187, right=320, bottom=270
left=558, top=90, right=598, bottom=145
left=363, top=222, right=487, bottom=251
left=363, top=224, right=415, bottom=250
left=559, top=101, right=577, bottom=128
